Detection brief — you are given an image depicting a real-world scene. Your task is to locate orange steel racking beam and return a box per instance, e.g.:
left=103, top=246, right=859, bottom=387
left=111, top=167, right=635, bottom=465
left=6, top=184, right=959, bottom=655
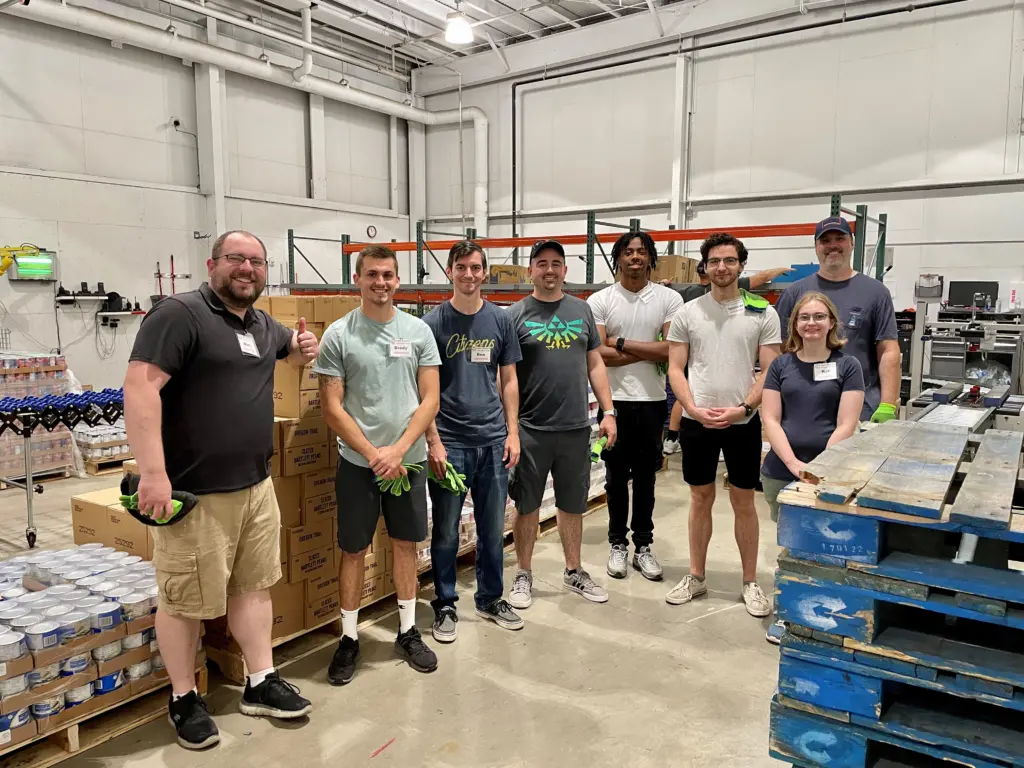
left=340, top=222, right=854, bottom=255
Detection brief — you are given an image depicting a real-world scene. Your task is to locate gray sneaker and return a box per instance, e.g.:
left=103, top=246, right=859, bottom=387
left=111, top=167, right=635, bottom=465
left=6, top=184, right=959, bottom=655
left=508, top=569, right=533, bottom=609
left=632, top=546, right=663, bottom=581
left=563, top=568, right=609, bottom=603
left=606, top=544, right=628, bottom=579
left=475, top=599, right=524, bottom=631
left=665, top=574, right=708, bottom=605
left=431, top=607, right=458, bottom=643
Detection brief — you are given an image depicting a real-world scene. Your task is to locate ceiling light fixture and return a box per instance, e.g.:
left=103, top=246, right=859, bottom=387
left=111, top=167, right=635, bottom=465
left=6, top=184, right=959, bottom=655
left=444, top=3, right=473, bottom=45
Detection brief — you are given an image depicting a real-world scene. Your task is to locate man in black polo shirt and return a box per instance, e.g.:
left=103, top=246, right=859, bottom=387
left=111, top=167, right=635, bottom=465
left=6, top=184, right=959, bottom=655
left=125, top=230, right=316, bottom=750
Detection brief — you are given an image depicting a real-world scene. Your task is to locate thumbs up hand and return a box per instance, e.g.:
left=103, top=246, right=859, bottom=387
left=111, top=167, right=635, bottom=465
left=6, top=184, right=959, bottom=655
left=295, top=316, right=319, bottom=363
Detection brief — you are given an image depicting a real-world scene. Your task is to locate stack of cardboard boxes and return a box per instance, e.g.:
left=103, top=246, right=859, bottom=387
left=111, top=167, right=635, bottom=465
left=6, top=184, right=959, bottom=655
left=651, top=255, right=699, bottom=285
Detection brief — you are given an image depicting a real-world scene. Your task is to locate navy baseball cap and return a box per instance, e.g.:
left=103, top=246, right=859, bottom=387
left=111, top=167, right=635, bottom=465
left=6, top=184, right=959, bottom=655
left=815, top=217, right=852, bottom=240
left=529, top=239, right=565, bottom=261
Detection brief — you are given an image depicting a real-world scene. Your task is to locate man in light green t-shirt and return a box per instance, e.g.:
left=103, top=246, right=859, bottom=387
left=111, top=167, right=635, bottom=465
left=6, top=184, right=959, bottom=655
left=313, top=245, right=441, bottom=685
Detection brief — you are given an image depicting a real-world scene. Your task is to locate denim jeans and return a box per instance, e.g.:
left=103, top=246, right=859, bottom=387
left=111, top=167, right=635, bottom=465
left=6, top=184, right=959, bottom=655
left=429, top=441, right=509, bottom=612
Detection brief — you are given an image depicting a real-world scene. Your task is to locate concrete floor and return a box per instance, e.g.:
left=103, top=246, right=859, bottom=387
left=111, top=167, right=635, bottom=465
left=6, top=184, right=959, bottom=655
left=0, top=461, right=783, bottom=767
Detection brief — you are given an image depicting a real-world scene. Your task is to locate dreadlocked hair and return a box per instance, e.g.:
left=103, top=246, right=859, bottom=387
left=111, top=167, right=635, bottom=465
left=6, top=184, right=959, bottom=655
left=611, top=230, right=658, bottom=274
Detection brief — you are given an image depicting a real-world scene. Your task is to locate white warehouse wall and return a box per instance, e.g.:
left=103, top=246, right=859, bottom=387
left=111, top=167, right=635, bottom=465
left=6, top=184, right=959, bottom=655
left=426, top=1, right=1024, bottom=306
left=1, top=14, right=410, bottom=389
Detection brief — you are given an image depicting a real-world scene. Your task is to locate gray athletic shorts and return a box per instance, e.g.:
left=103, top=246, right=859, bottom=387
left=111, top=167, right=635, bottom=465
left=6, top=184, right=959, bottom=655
left=512, top=425, right=592, bottom=515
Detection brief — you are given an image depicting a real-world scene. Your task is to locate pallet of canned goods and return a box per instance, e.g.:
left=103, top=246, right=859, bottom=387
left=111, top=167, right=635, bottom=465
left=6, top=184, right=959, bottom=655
left=0, top=544, right=206, bottom=766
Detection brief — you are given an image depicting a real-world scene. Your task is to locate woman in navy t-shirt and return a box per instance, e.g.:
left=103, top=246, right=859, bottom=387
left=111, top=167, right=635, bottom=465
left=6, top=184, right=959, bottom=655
left=760, top=291, right=865, bottom=522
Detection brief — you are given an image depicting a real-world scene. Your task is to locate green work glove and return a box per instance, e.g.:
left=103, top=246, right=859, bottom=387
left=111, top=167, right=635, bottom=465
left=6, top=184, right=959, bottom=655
left=656, top=331, right=668, bottom=376
left=428, top=461, right=468, bottom=494
left=119, top=493, right=184, bottom=524
left=870, top=403, right=898, bottom=424
left=591, top=436, right=608, bottom=463
left=375, top=463, right=422, bottom=496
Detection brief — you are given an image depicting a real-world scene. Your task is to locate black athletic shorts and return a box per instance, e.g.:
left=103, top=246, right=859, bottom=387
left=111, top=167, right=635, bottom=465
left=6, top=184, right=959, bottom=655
left=335, top=456, right=428, bottom=552
left=680, top=414, right=762, bottom=490
left=512, top=426, right=591, bottom=515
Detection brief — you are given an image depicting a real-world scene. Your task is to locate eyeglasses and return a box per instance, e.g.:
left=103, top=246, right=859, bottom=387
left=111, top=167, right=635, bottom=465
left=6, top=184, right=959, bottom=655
left=797, top=313, right=830, bottom=323
left=216, top=254, right=267, bottom=269
left=705, top=257, right=739, bottom=268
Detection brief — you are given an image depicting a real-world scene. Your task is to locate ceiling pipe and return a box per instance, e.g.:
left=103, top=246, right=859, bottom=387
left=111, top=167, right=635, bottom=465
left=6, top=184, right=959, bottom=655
left=7, top=0, right=489, bottom=234
left=292, top=5, right=313, bottom=80
left=158, top=0, right=408, bottom=82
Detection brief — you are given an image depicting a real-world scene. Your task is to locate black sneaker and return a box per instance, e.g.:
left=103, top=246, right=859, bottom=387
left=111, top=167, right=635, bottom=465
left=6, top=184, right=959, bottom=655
left=475, top=599, right=524, bottom=631
left=239, top=672, right=312, bottom=719
left=432, top=607, right=458, bottom=644
left=327, top=636, right=360, bottom=686
left=394, top=627, right=438, bottom=673
left=168, top=691, right=220, bottom=750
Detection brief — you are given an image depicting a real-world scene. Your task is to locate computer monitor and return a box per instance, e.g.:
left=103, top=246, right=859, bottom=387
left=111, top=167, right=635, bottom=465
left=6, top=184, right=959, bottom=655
left=947, top=280, right=998, bottom=308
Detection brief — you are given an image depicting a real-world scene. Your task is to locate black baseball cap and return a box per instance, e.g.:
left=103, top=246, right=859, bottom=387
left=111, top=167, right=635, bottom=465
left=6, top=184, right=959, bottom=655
left=529, top=240, right=566, bottom=261
left=815, top=217, right=852, bottom=240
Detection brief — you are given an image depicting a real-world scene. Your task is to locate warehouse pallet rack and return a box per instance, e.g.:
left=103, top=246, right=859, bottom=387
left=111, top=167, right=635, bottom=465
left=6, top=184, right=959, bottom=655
left=281, top=195, right=889, bottom=310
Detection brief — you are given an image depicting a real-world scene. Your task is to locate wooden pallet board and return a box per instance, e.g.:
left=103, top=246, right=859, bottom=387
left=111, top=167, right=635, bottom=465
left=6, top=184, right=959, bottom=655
left=0, top=467, right=72, bottom=489
left=2, top=666, right=208, bottom=768
left=949, top=430, right=1023, bottom=530
left=85, top=455, right=133, bottom=476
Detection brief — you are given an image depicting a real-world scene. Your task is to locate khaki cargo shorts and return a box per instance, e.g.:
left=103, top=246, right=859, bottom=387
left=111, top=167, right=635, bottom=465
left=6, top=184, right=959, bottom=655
left=152, top=476, right=281, bottom=620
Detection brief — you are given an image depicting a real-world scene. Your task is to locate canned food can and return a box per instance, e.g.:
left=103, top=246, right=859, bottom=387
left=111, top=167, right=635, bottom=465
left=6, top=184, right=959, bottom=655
left=87, top=564, right=116, bottom=576
left=74, top=575, right=106, bottom=591
left=25, top=621, right=62, bottom=651
left=126, top=561, right=153, bottom=573
left=65, top=683, right=93, bottom=707
left=90, top=547, right=116, bottom=557
left=122, top=631, right=146, bottom=650
left=76, top=542, right=105, bottom=551
left=48, top=565, right=81, bottom=584
left=63, top=553, right=92, bottom=564
left=42, top=604, right=73, bottom=620
left=26, top=662, right=60, bottom=687
left=125, top=660, right=152, bottom=680
left=58, top=611, right=91, bottom=643
left=0, top=631, right=27, bottom=662
left=91, top=639, right=122, bottom=662
left=87, top=603, right=121, bottom=632
left=58, top=588, right=90, bottom=603
left=0, top=605, right=31, bottom=625
left=151, top=652, right=165, bottom=670
left=102, top=587, right=132, bottom=601
left=90, top=580, right=118, bottom=595
left=114, top=574, right=141, bottom=587
left=144, top=585, right=159, bottom=610
left=117, top=555, right=143, bottom=567
left=59, top=652, right=90, bottom=677
left=119, top=593, right=151, bottom=621
left=0, top=707, right=31, bottom=730
left=93, top=670, right=125, bottom=694
left=62, top=569, right=93, bottom=584
left=1, top=586, right=28, bottom=601
left=0, top=673, right=28, bottom=698
left=30, top=693, right=64, bottom=718
left=42, top=584, right=75, bottom=598
left=74, top=595, right=105, bottom=610
left=26, top=597, right=59, bottom=613
left=9, top=614, right=43, bottom=632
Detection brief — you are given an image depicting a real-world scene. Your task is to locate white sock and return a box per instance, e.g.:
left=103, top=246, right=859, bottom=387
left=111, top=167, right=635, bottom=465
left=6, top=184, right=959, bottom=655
left=342, top=608, right=359, bottom=641
left=397, top=598, right=416, bottom=634
left=172, top=686, right=197, bottom=701
left=247, top=667, right=275, bottom=688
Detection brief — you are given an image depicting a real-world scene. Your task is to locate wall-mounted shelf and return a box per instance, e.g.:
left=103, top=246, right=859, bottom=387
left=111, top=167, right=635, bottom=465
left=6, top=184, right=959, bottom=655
left=96, top=311, right=145, bottom=317
left=56, top=295, right=108, bottom=303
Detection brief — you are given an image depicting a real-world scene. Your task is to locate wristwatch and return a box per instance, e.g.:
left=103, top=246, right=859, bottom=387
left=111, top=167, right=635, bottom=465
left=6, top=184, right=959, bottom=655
left=605, top=408, right=618, bottom=418
left=740, top=402, right=753, bottom=418
left=615, top=337, right=626, bottom=352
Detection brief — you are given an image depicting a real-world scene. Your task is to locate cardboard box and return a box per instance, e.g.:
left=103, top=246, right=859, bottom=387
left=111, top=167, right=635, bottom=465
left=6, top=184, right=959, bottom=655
left=305, top=592, right=340, bottom=627
left=0, top=666, right=97, bottom=716
left=305, top=574, right=339, bottom=605
left=280, top=416, right=329, bottom=449
left=362, top=550, right=385, bottom=580
left=96, top=645, right=152, bottom=678
left=273, top=362, right=321, bottom=419
left=383, top=570, right=395, bottom=596
left=0, top=653, right=33, bottom=682
left=286, top=518, right=334, bottom=559
left=302, top=467, right=336, bottom=500
left=282, top=441, right=328, bottom=477
left=651, top=255, right=697, bottom=285
left=0, top=720, right=37, bottom=749
left=302, top=490, right=336, bottom=526
left=274, top=476, right=302, bottom=530
left=328, top=434, right=338, bottom=468
left=35, top=686, right=130, bottom=734
left=288, top=544, right=335, bottom=583
left=359, top=575, right=385, bottom=607
left=270, top=580, right=306, bottom=640
left=312, top=296, right=335, bottom=324
left=30, top=624, right=126, bottom=669
left=271, top=296, right=315, bottom=323
left=270, top=419, right=282, bottom=478
left=489, top=264, right=529, bottom=284
left=253, top=296, right=272, bottom=314
left=70, top=488, right=153, bottom=559
left=122, top=459, right=139, bottom=475
left=385, top=548, right=393, bottom=574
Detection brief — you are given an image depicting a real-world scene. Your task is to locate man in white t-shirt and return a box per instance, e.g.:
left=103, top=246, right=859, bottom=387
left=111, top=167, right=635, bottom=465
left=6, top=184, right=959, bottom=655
left=665, top=233, right=781, bottom=618
left=588, top=231, right=683, bottom=581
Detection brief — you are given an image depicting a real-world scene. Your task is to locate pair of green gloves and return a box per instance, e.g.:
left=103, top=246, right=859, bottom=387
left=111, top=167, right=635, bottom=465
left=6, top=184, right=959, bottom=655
left=375, top=461, right=468, bottom=496
left=870, top=403, right=898, bottom=423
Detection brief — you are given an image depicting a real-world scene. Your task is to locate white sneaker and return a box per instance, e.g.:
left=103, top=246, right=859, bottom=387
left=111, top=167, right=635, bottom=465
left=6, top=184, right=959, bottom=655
left=665, top=574, right=707, bottom=605
left=508, top=569, right=533, bottom=609
left=742, top=582, right=772, bottom=618
left=662, top=439, right=680, bottom=455
left=606, top=544, right=628, bottom=579
left=632, top=546, right=663, bottom=581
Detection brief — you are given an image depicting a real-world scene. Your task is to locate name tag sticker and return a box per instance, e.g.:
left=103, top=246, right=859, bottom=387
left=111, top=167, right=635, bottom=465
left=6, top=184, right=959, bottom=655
left=237, top=332, right=260, bottom=357
left=813, top=362, right=838, bottom=381
left=389, top=339, right=413, bottom=358
left=470, top=347, right=491, bottom=364
left=638, top=285, right=654, bottom=304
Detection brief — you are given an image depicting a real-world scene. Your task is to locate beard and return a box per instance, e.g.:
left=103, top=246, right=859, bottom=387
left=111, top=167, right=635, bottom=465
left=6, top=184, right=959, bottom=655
left=212, top=272, right=264, bottom=308
left=710, top=272, right=737, bottom=288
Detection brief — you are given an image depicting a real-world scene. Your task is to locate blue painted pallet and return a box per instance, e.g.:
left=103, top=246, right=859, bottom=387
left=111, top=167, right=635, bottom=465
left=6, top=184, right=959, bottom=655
left=779, top=636, right=1024, bottom=718
left=770, top=699, right=1012, bottom=768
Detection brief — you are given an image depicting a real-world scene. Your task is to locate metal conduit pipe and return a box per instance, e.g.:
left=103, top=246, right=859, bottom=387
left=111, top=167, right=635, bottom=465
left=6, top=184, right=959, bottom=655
left=6, top=0, right=489, bottom=234
left=158, top=0, right=408, bottom=82
left=292, top=5, right=313, bottom=80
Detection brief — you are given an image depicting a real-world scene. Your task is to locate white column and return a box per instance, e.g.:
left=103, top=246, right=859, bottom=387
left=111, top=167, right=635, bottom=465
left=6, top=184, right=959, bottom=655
left=408, top=110, right=427, bottom=280
left=389, top=116, right=400, bottom=214
left=309, top=94, right=327, bottom=200
left=195, top=18, right=226, bottom=234
left=668, top=54, right=690, bottom=253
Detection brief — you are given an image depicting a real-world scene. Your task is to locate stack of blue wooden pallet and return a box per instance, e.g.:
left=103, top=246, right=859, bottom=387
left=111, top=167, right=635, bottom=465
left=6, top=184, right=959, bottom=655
left=768, top=420, right=1024, bottom=768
